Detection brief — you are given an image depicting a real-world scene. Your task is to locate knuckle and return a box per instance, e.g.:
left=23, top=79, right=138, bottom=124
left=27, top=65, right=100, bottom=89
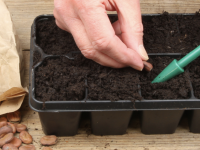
left=133, top=22, right=143, bottom=33
left=92, top=36, right=112, bottom=52
left=81, top=48, right=96, bottom=60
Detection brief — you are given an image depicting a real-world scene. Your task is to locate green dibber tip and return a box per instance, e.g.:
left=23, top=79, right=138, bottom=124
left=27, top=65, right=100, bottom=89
left=152, top=45, right=200, bottom=83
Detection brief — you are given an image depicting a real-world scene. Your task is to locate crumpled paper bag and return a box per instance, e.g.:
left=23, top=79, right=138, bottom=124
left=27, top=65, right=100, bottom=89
left=0, top=0, right=27, bottom=115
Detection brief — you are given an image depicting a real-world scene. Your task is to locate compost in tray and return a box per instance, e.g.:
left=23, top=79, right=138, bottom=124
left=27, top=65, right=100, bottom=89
left=189, top=57, right=200, bottom=98
left=35, top=56, right=86, bottom=101
left=140, top=56, right=191, bottom=99
left=143, top=12, right=200, bottom=53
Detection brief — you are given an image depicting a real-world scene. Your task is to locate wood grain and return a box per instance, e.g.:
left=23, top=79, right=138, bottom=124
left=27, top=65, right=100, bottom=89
left=4, top=0, right=200, bottom=50
left=19, top=51, right=200, bottom=150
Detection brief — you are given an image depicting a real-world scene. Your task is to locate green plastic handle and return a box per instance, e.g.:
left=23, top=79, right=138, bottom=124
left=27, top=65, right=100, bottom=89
left=178, top=45, right=200, bottom=68
left=152, top=45, right=200, bottom=83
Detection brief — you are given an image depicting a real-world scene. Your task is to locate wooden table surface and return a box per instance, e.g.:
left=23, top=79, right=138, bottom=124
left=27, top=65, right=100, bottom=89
left=20, top=51, right=200, bottom=150
left=4, top=0, right=200, bottom=149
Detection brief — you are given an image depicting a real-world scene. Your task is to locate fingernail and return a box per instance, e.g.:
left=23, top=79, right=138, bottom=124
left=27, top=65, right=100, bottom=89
left=139, top=45, right=149, bottom=60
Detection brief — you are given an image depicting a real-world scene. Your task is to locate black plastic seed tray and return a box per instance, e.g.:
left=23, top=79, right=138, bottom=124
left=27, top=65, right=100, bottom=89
left=29, top=13, right=200, bottom=136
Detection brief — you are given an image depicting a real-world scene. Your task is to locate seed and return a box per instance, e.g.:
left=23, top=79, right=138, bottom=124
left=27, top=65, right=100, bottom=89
left=143, top=61, right=153, bottom=72
left=2, top=144, right=18, bottom=150
left=0, top=133, right=14, bottom=147
left=8, top=137, right=22, bottom=147
left=16, top=124, right=27, bottom=132
left=19, top=131, right=32, bottom=144
left=0, top=117, right=7, bottom=122
left=19, top=145, right=35, bottom=150
left=0, top=122, right=7, bottom=129
left=7, top=123, right=16, bottom=134
left=7, top=111, right=21, bottom=122
left=40, top=135, right=57, bottom=146
left=0, top=126, right=13, bottom=138
left=42, top=147, right=53, bottom=150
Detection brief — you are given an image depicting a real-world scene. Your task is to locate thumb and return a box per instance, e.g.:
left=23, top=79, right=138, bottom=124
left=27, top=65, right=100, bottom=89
left=112, top=0, right=148, bottom=61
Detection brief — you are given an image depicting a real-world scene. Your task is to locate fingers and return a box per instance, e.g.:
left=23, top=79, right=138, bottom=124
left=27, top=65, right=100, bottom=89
left=76, top=1, right=144, bottom=70
left=67, top=18, right=126, bottom=68
left=112, top=20, right=121, bottom=35
left=112, top=0, right=149, bottom=61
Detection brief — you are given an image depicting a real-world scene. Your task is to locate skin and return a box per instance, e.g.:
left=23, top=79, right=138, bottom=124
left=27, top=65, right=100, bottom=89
left=54, top=0, right=149, bottom=70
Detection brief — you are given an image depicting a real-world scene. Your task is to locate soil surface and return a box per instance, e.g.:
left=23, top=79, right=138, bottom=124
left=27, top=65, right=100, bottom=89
left=189, top=58, right=200, bottom=98
left=36, top=19, right=79, bottom=55
left=86, top=62, right=141, bottom=101
left=35, top=54, right=142, bottom=101
left=176, top=12, right=200, bottom=53
left=35, top=56, right=86, bottom=101
left=33, top=51, right=41, bottom=66
left=140, top=56, right=191, bottom=99
left=143, top=12, right=200, bottom=53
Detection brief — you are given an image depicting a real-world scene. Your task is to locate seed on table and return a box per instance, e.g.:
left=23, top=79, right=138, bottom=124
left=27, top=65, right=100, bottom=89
left=19, top=131, right=32, bottom=144
left=16, top=124, right=27, bottom=132
left=0, top=126, right=13, bottom=138
left=7, top=111, right=21, bottom=122
left=42, top=147, right=53, bottom=150
left=0, top=133, right=14, bottom=147
left=7, top=123, right=16, bottom=134
left=0, top=122, right=7, bottom=129
left=2, top=144, right=18, bottom=150
left=19, top=145, right=36, bottom=150
left=40, top=135, right=57, bottom=146
left=8, top=137, right=22, bottom=147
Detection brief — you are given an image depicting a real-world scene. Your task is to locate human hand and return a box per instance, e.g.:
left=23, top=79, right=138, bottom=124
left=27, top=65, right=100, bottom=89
left=54, top=0, right=148, bottom=70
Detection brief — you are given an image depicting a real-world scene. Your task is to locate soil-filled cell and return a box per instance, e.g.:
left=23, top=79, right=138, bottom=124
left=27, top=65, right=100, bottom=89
left=35, top=56, right=86, bottom=101
left=140, top=56, right=191, bottom=99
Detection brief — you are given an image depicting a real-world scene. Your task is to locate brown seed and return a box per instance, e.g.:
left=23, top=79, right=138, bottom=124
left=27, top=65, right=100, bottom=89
left=19, top=145, right=35, bottom=150
left=8, top=137, right=22, bottom=148
left=19, top=131, right=32, bottom=144
left=42, top=147, right=53, bottom=150
left=16, top=124, right=27, bottom=133
left=7, top=111, right=21, bottom=122
left=0, top=133, right=14, bottom=147
left=7, top=123, right=16, bottom=134
left=0, top=122, right=7, bottom=129
left=0, top=126, right=13, bottom=138
left=40, top=135, right=57, bottom=146
left=2, top=144, right=18, bottom=150
left=0, top=117, right=7, bottom=129
left=0, top=117, right=7, bottom=122
left=143, top=61, right=153, bottom=72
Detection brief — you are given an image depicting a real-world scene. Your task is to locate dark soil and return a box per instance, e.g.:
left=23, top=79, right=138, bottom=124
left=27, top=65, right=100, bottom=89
left=70, top=54, right=141, bottom=101
left=176, top=11, right=200, bottom=53
left=189, top=57, right=200, bottom=98
left=140, top=56, right=191, bottom=99
left=87, top=64, right=142, bottom=101
left=35, top=54, right=142, bottom=101
left=36, top=19, right=79, bottom=55
left=33, top=51, right=41, bottom=66
left=143, top=11, right=200, bottom=53
left=35, top=56, right=86, bottom=101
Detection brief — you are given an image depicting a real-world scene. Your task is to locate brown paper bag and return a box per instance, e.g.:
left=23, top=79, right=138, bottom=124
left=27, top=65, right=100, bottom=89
left=0, top=0, right=27, bottom=115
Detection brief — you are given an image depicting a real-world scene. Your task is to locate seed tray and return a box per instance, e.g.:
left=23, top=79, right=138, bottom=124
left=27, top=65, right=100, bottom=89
left=29, top=14, right=200, bottom=135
